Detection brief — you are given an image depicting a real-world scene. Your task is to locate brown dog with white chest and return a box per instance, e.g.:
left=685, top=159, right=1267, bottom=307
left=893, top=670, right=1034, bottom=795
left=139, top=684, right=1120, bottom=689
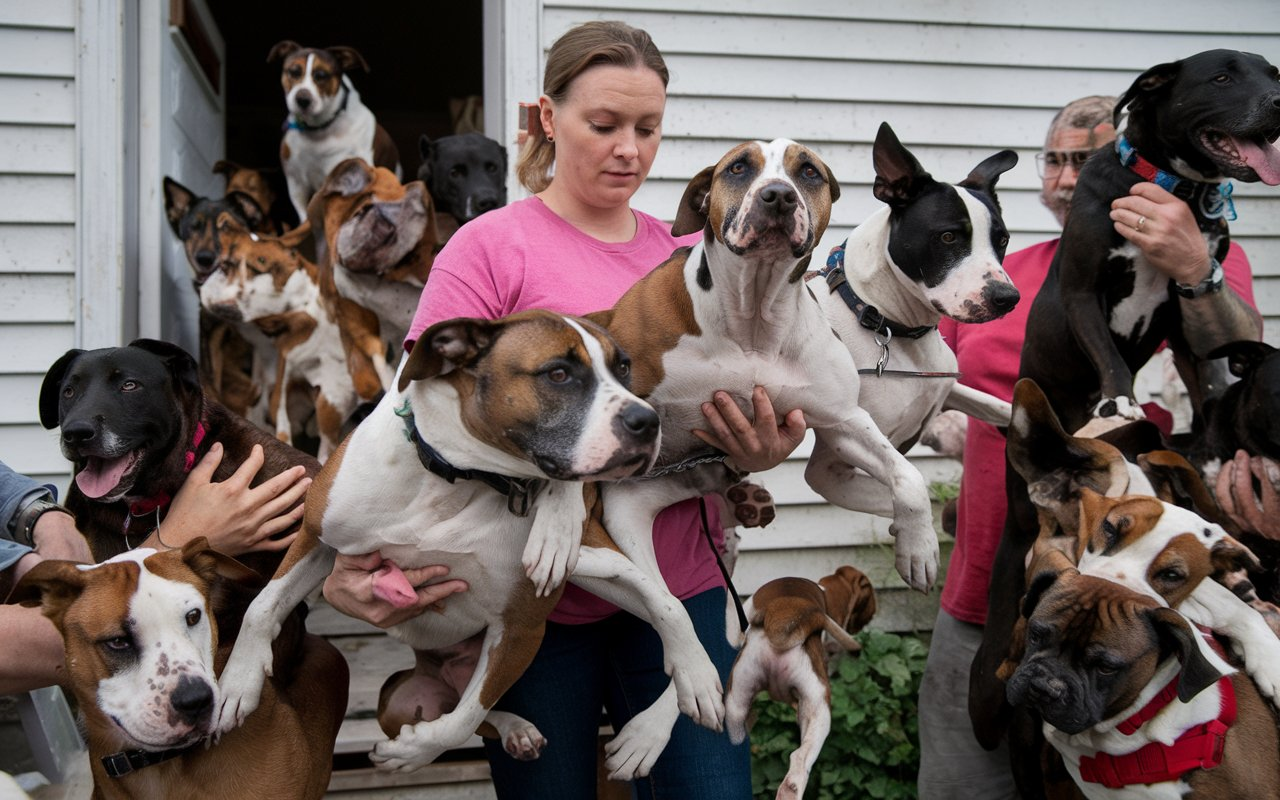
left=14, top=540, right=347, bottom=800
left=723, top=565, right=877, bottom=800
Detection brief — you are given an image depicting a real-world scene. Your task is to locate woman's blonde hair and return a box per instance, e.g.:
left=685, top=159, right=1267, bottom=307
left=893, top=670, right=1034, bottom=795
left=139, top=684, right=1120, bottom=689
left=516, top=21, right=670, bottom=193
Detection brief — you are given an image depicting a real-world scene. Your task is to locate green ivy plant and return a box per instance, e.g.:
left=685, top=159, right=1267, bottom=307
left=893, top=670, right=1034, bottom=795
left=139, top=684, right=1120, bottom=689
left=749, top=630, right=927, bottom=800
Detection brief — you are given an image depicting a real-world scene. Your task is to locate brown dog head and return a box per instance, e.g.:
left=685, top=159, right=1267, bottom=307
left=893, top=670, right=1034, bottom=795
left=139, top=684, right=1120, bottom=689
left=819, top=565, right=877, bottom=638
left=163, top=177, right=268, bottom=285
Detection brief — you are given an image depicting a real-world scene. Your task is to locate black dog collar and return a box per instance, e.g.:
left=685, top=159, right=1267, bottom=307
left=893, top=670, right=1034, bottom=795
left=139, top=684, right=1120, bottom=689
left=101, top=742, right=201, bottom=778
left=395, top=399, right=546, bottom=517
left=824, top=266, right=936, bottom=340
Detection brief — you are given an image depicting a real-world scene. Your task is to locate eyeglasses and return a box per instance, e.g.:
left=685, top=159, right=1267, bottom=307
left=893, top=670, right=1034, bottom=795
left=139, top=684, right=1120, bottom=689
left=1035, top=149, right=1094, bottom=178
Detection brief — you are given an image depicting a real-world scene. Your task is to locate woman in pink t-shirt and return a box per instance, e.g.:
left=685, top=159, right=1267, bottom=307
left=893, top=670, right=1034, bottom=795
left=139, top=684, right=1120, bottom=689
left=324, top=21, right=804, bottom=799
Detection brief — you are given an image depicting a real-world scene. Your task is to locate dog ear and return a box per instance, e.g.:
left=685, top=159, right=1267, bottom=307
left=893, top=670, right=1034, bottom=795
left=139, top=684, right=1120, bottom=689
left=127, top=339, right=202, bottom=398
left=225, top=191, right=267, bottom=233
left=11, top=559, right=89, bottom=630
left=267, top=40, right=302, bottom=64
left=418, top=134, right=435, bottom=171
left=1210, top=534, right=1263, bottom=575
left=1208, top=340, right=1276, bottom=379
left=163, top=177, right=197, bottom=237
left=276, top=218, right=313, bottom=251
left=180, top=537, right=263, bottom=588
left=210, top=160, right=240, bottom=181
left=871, top=121, right=933, bottom=207
left=672, top=165, right=714, bottom=236
left=326, top=46, right=370, bottom=74
left=39, top=348, right=86, bottom=429
left=398, top=318, right=497, bottom=391
left=1147, top=606, right=1227, bottom=703
left=321, top=158, right=374, bottom=199
left=960, top=150, right=1018, bottom=195
left=1114, top=60, right=1182, bottom=127
left=1137, top=450, right=1232, bottom=524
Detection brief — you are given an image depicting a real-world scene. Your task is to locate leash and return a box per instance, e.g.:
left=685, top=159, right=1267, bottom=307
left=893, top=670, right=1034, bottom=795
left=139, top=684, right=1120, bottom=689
left=1077, top=630, right=1237, bottom=789
left=101, top=742, right=202, bottom=778
left=395, top=399, right=547, bottom=517
left=1115, top=135, right=1237, bottom=221
left=699, top=497, right=748, bottom=633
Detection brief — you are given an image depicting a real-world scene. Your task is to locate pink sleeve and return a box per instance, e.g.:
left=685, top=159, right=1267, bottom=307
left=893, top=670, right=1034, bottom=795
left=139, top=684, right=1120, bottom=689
left=405, top=226, right=515, bottom=347
left=1222, top=241, right=1256, bottom=310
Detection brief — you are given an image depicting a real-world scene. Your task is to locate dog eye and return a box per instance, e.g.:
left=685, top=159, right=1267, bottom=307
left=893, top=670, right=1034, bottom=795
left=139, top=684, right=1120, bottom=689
left=287, top=67, right=303, bottom=79
left=997, top=234, right=1009, bottom=248
left=729, top=160, right=747, bottom=175
left=1095, top=664, right=1118, bottom=676
left=801, top=164, right=819, bottom=180
left=547, top=368, right=570, bottom=384
left=485, top=163, right=499, bottom=174
left=615, top=360, right=631, bottom=379
left=1213, top=73, right=1231, bottom=84
left=313, top=69, right=329, bottom=81
left=940, top=232, right=957, bottom=244
left=450, top=166, right=465, bottom=179
left=1154, top=568, right=1185, bottom=584
left=120, top=380, right=140, bottom=392
left=186, top=609, right=202, bottom=627
left=102, top=636, right=132, bottom=653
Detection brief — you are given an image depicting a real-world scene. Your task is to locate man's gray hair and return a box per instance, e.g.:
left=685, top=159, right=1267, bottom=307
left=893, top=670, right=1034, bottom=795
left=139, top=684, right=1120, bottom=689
left=1045, top=95, right=1117, bottom=148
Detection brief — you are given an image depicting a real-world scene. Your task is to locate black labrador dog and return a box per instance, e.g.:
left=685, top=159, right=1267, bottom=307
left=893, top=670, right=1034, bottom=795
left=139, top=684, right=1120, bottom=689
left=416, top=132, right=507, bottom=242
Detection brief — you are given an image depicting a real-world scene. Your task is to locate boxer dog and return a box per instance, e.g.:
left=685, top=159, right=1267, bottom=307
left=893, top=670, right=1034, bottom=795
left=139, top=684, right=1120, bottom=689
left=214, top=311, right=731, bottom=772
left=588, top=139, right=939, bottom=779
left=15, top=541, right=346, bottom=800
left=38, top=339, right=317, bottom=578
left=306, top=158, right=438, bottom=398
left=417, top=132, right=508, bottom=243
left=807, top=122, right=1019, bottom=511
left=722, top=566, right=877, bottom=800
left=268, top=41, right=401, bottom=221
left=1001, top=551, right=1279, bottom=799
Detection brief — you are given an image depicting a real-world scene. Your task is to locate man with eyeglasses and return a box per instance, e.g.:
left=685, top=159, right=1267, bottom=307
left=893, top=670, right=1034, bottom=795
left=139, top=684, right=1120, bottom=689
left=917, top=94, right=1262, bottom=799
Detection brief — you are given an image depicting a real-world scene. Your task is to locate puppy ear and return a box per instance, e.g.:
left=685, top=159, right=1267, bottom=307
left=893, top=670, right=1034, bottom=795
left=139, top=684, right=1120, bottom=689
left=163, top=177, right=197, bottom=237
left=326, top=46, right=370, bottom=73
left=39, top=348, right=86, bottom=429
left=1137, top=450, right=1232, bottom=525
left=180, top=537, right=262, bottom=588
left=321, top=158, right=374, bottom=199
left=267, top=40, right=302, bottom=64
left=11, top=559, right=89, bottom=630
left=872, top=121, right=933, bottom=207
left=1148, top=606, right=1227, bottom=703
left=398, top=318, right=497, bottom=391
left=672, top=165, right=714, bottom=236
left=127, top=339, right=201, bottom=398
left=1207, top=340, right=1276, bottom=379
left=1211, top=534, right=1262, bottom=575
left=960, top=150, right=1018, bottom=195
left=226, top=191, right=267, bottom=233
left=1114, top=60, right=1182, bottom=127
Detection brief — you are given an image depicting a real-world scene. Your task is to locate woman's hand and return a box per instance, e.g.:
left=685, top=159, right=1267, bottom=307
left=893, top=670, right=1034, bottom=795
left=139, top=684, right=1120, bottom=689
left=323, top=551, right=470, bottom=629
left=155, top=443, right=311, bottom=555
left=1214, top=449, right=1280, bottom=540
left=693, top=386, right=807, bottom=473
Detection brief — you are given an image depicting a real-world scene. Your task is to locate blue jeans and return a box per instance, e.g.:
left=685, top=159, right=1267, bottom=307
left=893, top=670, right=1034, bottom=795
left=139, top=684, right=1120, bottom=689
left=483, top=587, right=751, bottom=800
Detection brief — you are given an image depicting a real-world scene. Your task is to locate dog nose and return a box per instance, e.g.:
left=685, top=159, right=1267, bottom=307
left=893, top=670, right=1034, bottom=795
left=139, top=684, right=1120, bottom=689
left=759, top=182, right=798, bottom=214
left=620, top=403, right=659, bottom=440
left=984, top=282, right=1021, bottom=314
left=170, top=675, right=214, bottom=724
left=476, top=196, right=500, bottom=213
left=61, top=420, right=96, bottom=446
left=295, top=92, right=312, bottom=110
left=194, top=250, right=216, bottom=269
left=1028, top=676, right=1067, bottom=705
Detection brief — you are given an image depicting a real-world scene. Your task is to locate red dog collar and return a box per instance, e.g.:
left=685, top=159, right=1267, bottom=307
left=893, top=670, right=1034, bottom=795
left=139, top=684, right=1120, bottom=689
left=1078, top=637, right=1237, bottom=789
left=124, top=420, right=207, bottom=527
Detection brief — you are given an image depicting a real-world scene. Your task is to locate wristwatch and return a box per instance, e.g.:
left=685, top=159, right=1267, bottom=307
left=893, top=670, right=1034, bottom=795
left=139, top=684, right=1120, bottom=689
left=9, top=494, right=71, bottom=547
left=1172, top=258, right=1224, bottom=299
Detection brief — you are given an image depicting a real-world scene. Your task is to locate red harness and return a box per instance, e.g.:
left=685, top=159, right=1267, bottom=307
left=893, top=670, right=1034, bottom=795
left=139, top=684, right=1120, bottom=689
left=1077, top=639, right=1237, bottom=789
left=123, top=420, right=207, bottom=529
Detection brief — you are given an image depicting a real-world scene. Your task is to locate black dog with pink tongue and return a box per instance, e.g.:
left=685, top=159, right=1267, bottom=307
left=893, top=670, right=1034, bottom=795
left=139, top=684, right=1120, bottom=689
left=38, top=338, right=317, bottom=576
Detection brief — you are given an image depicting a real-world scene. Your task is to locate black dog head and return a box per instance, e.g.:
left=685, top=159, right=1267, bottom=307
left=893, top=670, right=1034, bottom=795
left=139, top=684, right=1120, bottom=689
left=39, top=339, right=203, bottom=503
left=1205, top=340, right=1280, bottom=461
left=163, top=177, right=267, bottom=286
left=872, top=121, right=1020, bottom=322
left=1116, top=49, right=1280, bottom=184
left=1003, top=561, right=1224, bottom=735
left=417, top=133, right=508, bottom=223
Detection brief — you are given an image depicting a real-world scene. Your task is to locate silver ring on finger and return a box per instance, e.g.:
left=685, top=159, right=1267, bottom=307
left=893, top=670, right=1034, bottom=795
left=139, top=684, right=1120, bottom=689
left=1135, top=215, right=1146, bottom=232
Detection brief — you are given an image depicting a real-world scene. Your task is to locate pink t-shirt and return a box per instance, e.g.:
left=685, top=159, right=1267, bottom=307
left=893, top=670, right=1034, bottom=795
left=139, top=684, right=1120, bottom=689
left=407, top=196, right=722, bottom=624
left=936, top=239, right=1255, bottom=625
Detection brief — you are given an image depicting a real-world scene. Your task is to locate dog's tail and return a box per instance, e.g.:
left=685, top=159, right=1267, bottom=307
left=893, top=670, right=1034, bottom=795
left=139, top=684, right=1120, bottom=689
left=765, top=605, right=829, bottom=651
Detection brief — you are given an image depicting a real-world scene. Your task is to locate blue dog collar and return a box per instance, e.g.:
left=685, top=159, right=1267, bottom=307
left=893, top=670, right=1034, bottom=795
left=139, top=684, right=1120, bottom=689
left=1115, top=135, right=1236, bottom=221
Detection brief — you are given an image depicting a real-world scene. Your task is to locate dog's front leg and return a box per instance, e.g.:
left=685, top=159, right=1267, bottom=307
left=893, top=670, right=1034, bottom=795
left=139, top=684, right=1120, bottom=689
left=1179, top=579, right=1280, bottom=706
left=521, top=481, right=586, bottom=596
left=806, top=416, right=937, bottom=591
left=943, top=383, right=1012, bottom=428
left=216, top=541, right=336, bottom=733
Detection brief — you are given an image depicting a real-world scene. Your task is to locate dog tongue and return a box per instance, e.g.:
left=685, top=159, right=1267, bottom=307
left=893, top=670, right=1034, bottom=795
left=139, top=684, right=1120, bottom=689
left=1235, top=136, right=1280, bottom=185
left=371, top=563, right=419, bottom=609
left=76, top=454, right=135, bottom=499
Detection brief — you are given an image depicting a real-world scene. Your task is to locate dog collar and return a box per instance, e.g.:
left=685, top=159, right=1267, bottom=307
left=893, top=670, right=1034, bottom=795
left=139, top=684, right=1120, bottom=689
left=101, top=741, right=203, bottom=778
left=1115, top=136, right=1237, bottom=221
left=283, top=83, right=349, bottom=133
left=1077, top=635, right=1237, bottom=789
left=124, top=420, right=207, bottom=528
left=394, top=399, right=546, bottom=518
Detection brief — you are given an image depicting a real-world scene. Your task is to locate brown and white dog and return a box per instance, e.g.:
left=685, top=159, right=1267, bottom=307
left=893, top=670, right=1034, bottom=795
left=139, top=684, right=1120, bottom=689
left=1001, top=550, right=1279, bottom=800
left=268, top=41, right=401, bottom=222
left=306, top=158, right=438, bottom=397
left=203, top=214, right=356, bottom=459
left=214, top=311, right=732, bottom=773
left=15, top=541, right=347, bottom=800
left=723, top=566, right=877, bottom=800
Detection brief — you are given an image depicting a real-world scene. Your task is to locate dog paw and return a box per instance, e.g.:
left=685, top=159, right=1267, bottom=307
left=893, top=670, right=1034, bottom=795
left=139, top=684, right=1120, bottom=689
left=724, top=481, right=776, bottom=528
left=889, top=522, right=938, bottom=593
left=370, top=733, right=447, bottom=773
left=486, top=712, right=546, bottom=761
left=214, top=646, right=273, bottom=734
left=521, top=530, right=575, bottom=597
left=670, top=657, right=725, bottom=732
left=1092, top=396, right=1145, bottom=421
left=605, top=687, right=679, bottom=780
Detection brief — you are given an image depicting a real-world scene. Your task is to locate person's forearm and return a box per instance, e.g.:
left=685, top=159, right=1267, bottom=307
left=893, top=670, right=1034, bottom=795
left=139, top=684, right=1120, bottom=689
left=1179, top=286, right=1262, bottom=357
left=0, top=604, right=67, bottom=694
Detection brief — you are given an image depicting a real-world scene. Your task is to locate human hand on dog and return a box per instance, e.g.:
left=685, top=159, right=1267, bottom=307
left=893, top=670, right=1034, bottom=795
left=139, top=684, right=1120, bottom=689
left=323, top=551, right=469, bottom=628
left=1109, top=182, right=1212, bottom=285
left=694, top=386, right=806, bottom=473
left=155, top=443, right=311, bottom=555
left=1215, top=449, right=1280, bottom=540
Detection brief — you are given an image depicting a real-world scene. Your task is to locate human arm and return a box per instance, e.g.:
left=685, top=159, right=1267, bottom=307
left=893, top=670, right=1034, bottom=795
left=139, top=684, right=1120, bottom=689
left=1214, top=449, right=1280, bottom=540
left=139, top=442, right=310, bottom=555
left=0, top=604, right=67, bottom=694
left=323, top=551, right=469, bottom=628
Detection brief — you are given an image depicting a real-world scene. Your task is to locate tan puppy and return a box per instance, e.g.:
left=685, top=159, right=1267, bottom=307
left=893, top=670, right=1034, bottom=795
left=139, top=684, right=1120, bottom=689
left=15, top=540, right=347, bottom=800
left=723, top=566, right=877, bottom=800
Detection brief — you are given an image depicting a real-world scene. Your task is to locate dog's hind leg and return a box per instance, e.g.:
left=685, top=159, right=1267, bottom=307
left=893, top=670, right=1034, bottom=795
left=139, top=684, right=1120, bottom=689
left=943, top=382, right=1012, bottom=427
left=777, top=638, right=832, bottom=800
